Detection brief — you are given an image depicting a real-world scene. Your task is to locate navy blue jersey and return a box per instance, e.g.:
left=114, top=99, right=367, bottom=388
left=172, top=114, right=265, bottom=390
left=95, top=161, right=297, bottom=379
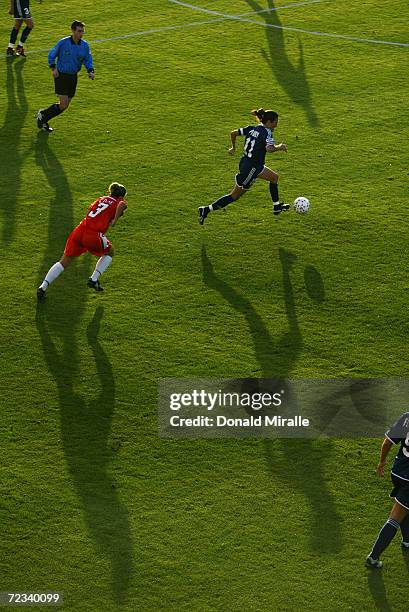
left=386, top=412, right=409, bottom=481
left=238, top=124, right=275, bottom=166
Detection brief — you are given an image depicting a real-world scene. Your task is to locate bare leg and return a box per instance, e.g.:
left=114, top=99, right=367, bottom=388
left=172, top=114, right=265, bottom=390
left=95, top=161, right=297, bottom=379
left=257, top=166, right=288, bottom=214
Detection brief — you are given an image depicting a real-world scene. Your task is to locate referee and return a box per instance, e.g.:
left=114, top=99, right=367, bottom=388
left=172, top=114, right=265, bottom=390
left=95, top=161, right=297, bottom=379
left=37, top=21, right=94, bottom=133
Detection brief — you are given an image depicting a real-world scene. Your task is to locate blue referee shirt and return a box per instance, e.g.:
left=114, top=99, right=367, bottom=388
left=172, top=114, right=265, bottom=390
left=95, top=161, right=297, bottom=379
left=48, top=36, right=94, bottom=74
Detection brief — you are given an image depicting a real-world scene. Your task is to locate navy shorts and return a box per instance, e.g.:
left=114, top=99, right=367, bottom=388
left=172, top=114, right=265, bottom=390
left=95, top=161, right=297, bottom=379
left=390, top=474, right=409, bottom=510
left=235, top=158, right=264, bottom=190
left=55, top=73, right=78, bottom=98
left=13, top=0, right=31, bottom=19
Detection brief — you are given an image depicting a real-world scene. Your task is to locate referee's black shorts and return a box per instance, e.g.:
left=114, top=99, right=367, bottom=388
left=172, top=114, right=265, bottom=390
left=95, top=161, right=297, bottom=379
left=55, top=73, right=78, bottom=98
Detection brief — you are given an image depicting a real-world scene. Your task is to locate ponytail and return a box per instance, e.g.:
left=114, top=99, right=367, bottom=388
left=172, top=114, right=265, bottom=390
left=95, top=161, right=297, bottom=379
left=251, top=108, right=266, bottom=122
left=251, top=107, right=278, bottom=124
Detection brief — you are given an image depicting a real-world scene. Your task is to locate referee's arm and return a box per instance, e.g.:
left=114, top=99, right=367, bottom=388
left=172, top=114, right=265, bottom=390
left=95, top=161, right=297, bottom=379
left=83, top=45, right=95, bottom=79
left=48, top=40, right=63, bottom=76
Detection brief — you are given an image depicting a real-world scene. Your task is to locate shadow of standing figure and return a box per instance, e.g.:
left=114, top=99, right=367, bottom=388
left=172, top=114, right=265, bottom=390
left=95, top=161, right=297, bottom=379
left=367, top=571, right=392, bottom=612
left=35, top=139, right=133, bottom=604
left=0, top=57, right=28, bottom=244
left=35, top=304, right=134, bottom=605
left=202, top=245, right=341, bottom=553
left=243, top=0, right=319, bottom=127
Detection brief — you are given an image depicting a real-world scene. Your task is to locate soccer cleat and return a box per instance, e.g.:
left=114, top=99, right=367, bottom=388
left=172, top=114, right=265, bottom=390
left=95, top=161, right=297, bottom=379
left=6, top=47, right=15, bottom=56
left=37, top=287, right=46, bottom=301
left=273, top=202, right=290, bottom=216
left=87, top=278, right=104, bottom=292
left=365, top=556, right=383, bottom=569
left=36, top=110, right=44, bottom=129
left=41, top=122, right=53, bottom=133
left=15, top=45, right=25, bottom=56
left=198, top=206, right=209, bottom=225
left=402, top=541, right=409, bottom=549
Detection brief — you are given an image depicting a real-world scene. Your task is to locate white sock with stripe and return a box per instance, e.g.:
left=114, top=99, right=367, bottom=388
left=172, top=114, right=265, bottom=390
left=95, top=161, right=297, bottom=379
left=40, top=262, right=65, bottom=291
left=91, top=255, right=112, bottom=282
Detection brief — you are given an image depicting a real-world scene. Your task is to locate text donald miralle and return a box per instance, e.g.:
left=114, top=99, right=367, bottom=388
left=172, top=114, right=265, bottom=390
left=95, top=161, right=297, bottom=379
left=167, top=389, right=310, bottom=429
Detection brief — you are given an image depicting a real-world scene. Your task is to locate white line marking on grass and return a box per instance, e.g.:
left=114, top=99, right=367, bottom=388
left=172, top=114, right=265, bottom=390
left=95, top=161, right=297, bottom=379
left=24, top=0, right=409, bottom=57
left=169, top=0, right=409, bottom=47
left=24, top=19, right=231, bottom=55
left=24, top=1, right=322, bottom=55
left=171, top=0, right=324, bottom=17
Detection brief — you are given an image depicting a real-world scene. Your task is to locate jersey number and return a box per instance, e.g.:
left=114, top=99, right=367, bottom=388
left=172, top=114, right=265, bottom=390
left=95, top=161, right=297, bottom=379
left=88, top=201, right=110, bottom=218
left=403, top=432, right=409, bottom=458
left=244, top=137, right=256, bottom=158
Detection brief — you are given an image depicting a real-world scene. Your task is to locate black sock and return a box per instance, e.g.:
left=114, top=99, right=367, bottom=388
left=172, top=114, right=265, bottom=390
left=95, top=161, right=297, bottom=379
left=42, top=104, right=64, bottom=122
left=400, top=514, right=409, bottom=543
left=9, top=28, right=19, bottom=45
left=370, top=518, right=400, bottom=559
left=269, top=182, right=279, bottom=203
left=210, top=194, right=234, bottom=211
left=20, top=26, right=32, bottom=44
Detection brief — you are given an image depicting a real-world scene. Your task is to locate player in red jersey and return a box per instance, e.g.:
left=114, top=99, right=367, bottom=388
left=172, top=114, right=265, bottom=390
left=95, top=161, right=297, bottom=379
left=37, top=182, right=127, bottom=299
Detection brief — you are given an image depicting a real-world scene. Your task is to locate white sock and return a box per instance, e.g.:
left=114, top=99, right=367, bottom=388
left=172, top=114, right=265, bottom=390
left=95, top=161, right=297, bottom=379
left=40, top=262, right=65, bottom=290
left=8, top=43, right=14, bottom=49
left=91, top=255, right=112, bottom=282
left=209, top=205, right=213, bottom=212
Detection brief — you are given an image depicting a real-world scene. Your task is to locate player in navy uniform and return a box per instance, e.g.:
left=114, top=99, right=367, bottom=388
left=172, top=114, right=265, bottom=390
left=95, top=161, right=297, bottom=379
left=7, top=0, right=35, bottom=56
left=198, top=108, right=288, bottom=225
left=366, top=412, right=409, bottom=568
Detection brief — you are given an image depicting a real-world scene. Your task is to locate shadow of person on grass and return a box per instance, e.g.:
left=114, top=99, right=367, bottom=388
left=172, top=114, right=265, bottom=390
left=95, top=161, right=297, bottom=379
left=0, top=57, right=28, bottom=244
left=36, top=305, right=134, bottom=605
left=35, top=137, right=133, bottom=604
left=243, top=0, right=319, bottom=127
left=367, top=571, right=392, bottom=612
left=202, top=245, right=341, bottom=553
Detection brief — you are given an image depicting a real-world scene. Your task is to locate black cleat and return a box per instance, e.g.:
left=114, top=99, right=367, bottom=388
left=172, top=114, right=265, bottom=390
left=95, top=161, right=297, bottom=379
left=37, top=287, right=46, bottom=300
left=36, top=110, right=44, bottom=129
left=365, top=556, right=383, bottom=569
left=198, top=206, right=209, bottom=225
left=15, top=45, right=25, bottom=56
left=273, top=202, right=290, bottom=216
left=42, top=122, right=53, bottom=133
left=6, top=47, right=15, bottom=56
left=87, top=278, right=104, bottom=292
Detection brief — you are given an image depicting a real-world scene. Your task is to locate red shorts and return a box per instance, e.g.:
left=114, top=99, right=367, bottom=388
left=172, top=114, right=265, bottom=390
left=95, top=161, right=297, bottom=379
left=64, top=225, right=112, bottom=257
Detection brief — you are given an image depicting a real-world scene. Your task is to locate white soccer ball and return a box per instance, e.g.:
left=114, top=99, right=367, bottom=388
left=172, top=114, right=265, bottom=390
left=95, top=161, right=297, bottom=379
left=293, top=197, right=310, bottom=214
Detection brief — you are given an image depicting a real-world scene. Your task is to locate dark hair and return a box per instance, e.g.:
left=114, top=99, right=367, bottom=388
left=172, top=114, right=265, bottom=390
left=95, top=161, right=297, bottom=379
left=108, top=182, right=127, bottom=199
left=251, top=108, right=278, bottom=124
left=71, top=20, right=85, bottom=31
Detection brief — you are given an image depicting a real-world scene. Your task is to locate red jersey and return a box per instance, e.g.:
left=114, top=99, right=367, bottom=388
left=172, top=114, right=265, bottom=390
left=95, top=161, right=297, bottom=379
left=81, top=196, right=123, bottom=233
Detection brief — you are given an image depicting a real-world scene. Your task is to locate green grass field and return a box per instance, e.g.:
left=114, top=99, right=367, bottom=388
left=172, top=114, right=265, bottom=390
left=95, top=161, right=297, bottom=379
left=1, top=0, right=409, bottom=609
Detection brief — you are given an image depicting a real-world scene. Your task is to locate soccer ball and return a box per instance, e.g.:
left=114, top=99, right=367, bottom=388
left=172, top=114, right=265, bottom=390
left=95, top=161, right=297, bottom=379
left=293, top=197, right=310, bottom=214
